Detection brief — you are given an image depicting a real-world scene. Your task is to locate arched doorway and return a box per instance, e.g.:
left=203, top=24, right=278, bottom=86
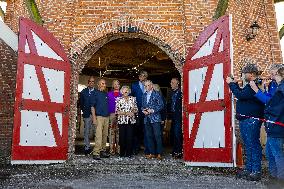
left=75, top=37, right=181, bottom=155
left=69, top=33, right=184, bottom=155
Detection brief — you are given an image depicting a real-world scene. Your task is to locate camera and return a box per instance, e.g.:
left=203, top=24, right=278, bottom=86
left=228, top=74, right=234, bottom=81
left=254, top=78, right=263, bottom=85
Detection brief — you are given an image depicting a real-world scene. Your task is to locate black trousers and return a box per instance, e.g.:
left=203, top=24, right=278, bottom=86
left=119, top=124, right=134, bottom=157
left=133, top=114, right=144, bottom=152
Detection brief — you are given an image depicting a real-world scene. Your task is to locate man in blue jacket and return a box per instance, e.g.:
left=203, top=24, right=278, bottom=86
left=251, top=66, right=284, bottom=186
left=170, top=78, right=183, bottom=159
left=79, top=76, right=97, bottom=155
left=131, top=70, right=148, bottom=154
left=226, top=63, right=265, bottom=181
left=142, top=80, right=164, bottom=160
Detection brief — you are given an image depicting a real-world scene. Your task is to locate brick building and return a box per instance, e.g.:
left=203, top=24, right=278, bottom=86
left=0, top=0, right=282, bottom=163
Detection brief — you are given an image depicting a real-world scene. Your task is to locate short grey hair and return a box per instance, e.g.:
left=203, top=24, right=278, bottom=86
left=144, top=80, right=153, bottom=86
left=120, top=85, right=131, bottom=95
left=139, top=70, right=148, bottom=77
left=270, top=64, right=284, bottom=71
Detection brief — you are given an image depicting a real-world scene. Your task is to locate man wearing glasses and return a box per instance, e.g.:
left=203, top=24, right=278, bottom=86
left=91, top=78, right=110, bottom=160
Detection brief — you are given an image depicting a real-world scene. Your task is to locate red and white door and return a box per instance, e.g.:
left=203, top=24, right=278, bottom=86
left=11, top=18, right=71, bottom=164
left=183, top=15, right=235, bottom=167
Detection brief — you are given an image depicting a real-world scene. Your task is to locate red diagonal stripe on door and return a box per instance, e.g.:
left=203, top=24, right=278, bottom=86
left=25, top=26, right=63, bottom=146
left=188, top=65, right=214, bottom=147
left=26, top=28, right=37, bottom=54
left=212, top=30, right=223, bottom=53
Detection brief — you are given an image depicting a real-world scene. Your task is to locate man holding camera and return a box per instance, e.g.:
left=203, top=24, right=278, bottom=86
left=226, top=63, right=265, bottom=181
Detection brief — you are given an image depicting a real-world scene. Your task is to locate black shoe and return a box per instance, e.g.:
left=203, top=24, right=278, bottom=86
left=93, top=155, right=101, bottom=160
left=247, top=172, right=261, bottom=181
left=236, top=170, right=250, bottom=179
left=84, top=149, right=92, bottom=156
left=100, top=151, right=110, bottom=158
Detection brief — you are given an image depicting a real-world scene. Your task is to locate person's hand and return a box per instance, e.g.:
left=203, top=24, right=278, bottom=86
left=249, top=81, right=259, bottom=93
left=226, top=76, right=233, bottom=84
left=126, top=112, right=134, bottom=116
left=148, top=109, right=154, bottom=113
left=142, top=109, right=149, bottom=115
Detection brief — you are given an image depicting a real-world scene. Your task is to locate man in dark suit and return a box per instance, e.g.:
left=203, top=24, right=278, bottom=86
left=142, top=80, right=164, bottom=160
left=170, top=78, right=183, bottom=159
left=131, top=70, right=148, bottom=154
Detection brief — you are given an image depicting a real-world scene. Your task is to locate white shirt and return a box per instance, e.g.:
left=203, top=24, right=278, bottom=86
left=139, top=81, right=144, bottom=92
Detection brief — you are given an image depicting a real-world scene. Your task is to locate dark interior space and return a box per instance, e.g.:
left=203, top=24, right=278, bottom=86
left=76, top=38, right=181, bottom=154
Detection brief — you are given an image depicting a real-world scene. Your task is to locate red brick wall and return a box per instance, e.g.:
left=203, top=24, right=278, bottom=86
left=228, top=0, right=283, bottom=77
left=0, top=39, right=17, bottom=164
left=183, top=0, right=218, bottom=48
left=5, top=0, right=30, bottom=33
left=5, top=0, right=282, bottom=68
left=3, top=0, right=283, bottom=158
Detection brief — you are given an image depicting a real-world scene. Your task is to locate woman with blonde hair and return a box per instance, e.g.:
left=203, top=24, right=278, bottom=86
left=115, top=86, right=138, bottom=157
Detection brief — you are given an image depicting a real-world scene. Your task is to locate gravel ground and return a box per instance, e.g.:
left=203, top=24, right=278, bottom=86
left=0, top=154, right=271, bottom=189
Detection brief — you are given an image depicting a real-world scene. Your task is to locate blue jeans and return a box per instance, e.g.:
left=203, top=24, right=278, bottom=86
left=145, top=119, right=162, bottom=155
left=266, top=137, right=284, bottom=179
left=144, top=123, right=150, bottom=154
left=239, top=118, right=262, bottom=173
left=83, top=116, right=95, bottom=151
left=171, top=119, right=183, bottom=155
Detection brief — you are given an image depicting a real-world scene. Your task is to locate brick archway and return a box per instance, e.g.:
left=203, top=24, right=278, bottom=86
left=67, top=20, right=185, bottom=157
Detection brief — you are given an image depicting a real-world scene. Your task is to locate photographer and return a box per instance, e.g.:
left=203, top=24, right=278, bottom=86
left=226, top=63, right=265, bottom=181
left=250, top=64, right=283, bottom=104
left=262, top=67, right=284, bottom=186
left=250, top=65, right=284, bottom=187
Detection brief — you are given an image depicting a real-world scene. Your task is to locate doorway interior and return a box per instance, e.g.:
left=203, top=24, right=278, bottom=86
left=75, top=38, right=181, bottom=154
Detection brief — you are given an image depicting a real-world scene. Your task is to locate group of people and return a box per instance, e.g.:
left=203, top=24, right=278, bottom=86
left=226, top=63, right=284, bottom=186
left=79, top=70, right=183, bottom=161
left=78, top=62, right=284, bottom=184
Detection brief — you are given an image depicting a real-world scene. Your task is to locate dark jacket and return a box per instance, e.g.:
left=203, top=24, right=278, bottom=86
left=131, top=81, right=144, bottom=114
left=79, top=87, right=97, bottom=118
left=142, top=90, right=164, bottom=124
left=229, top=82, right=265, bottom=120
left=170, top=89, right=182, bottom=123
left=159, top=92, right=167, bottom=122
left=264, top=80, right=284, bottom=138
